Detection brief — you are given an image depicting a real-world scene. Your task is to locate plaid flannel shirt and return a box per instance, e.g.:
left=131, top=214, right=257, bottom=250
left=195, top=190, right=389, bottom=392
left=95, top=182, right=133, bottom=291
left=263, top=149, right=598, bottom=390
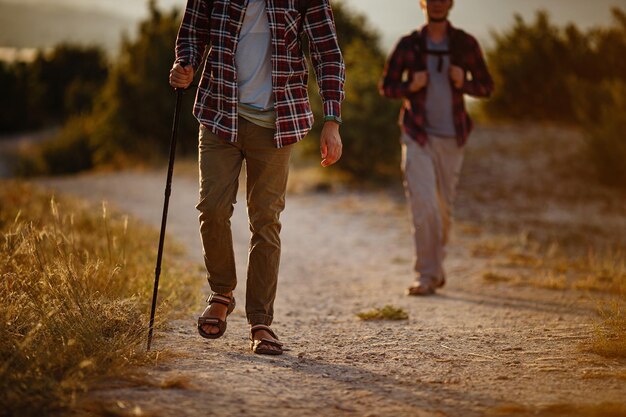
left=175, top=0, right=345, bottom=148
left=380, top=23, right=494, bottom=146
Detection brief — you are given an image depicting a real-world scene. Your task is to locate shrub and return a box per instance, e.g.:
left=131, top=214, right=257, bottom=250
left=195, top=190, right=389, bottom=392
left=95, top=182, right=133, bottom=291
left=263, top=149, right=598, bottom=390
left=577, top=80, right=626, bottom=186
left=301, top=2, right=402, bottom=182
left=484, top=8, right=626, bottom=123
left=0, top=44, right=108, bottom=133
left=357, top=305, right=409, bottom=321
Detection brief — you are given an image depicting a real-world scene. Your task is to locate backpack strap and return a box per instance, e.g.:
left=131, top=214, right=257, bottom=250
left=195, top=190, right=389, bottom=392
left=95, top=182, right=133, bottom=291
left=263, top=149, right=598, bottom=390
left=415, top=26, right=454, bottom=73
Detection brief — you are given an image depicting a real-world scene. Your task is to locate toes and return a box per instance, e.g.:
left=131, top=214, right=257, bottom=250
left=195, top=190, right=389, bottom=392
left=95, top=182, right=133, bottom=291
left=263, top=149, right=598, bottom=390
left=256, top=340, right=278, bottom=351
left=202, top=324, right=219, bottom=334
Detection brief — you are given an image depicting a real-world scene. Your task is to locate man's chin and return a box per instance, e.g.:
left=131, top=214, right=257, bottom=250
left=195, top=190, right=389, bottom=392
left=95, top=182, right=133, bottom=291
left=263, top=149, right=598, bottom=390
left=428, top=14, right=449, bottom=23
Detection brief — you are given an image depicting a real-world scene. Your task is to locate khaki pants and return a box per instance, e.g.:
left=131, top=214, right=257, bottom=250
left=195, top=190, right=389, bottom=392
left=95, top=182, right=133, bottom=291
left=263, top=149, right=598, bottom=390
left=197, top=118, right=292, bottom=326
left=401, top=132, right=464, bottom=284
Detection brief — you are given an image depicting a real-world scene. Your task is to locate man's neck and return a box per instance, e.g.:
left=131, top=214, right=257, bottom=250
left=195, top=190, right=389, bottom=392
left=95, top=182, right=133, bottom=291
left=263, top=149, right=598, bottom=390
left=425, top=20, right=448, bottom=43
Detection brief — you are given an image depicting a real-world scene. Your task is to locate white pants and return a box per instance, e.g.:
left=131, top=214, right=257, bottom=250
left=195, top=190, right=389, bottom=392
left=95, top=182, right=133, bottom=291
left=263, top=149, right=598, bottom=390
left=401, top=133, right=465, bottom=283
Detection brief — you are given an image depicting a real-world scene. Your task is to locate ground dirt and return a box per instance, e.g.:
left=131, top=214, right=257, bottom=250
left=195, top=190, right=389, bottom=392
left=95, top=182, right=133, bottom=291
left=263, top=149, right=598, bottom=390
left=37, top=125, right=626, bottom=417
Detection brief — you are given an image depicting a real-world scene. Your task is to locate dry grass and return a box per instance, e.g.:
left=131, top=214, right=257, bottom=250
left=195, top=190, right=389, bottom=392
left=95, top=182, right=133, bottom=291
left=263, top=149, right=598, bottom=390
left=475, top=231, right=625, bottom=294
left=483, top=271, right=517, bottom=284
left=500, top=244, right=626, bottom=360
left=357, top=305, right=409, bottom=321
left=524, top=272, right=568, bottom=291
left=0, top=180, right=199, bottom=416
left=585, top=301, right=626, bottom=359
left=457, top=222, right=483, bottom=237
left=473, top=228, right=626, bottom=360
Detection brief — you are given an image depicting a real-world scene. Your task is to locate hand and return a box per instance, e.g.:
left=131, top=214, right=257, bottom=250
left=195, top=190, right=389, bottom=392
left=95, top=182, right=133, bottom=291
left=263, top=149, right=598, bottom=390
left=169, top=62, right=194, bottom=89
left=408, top=71, right=428, bottom=93
left=320, top=121, right=342, bottom=167
left=449, top=65, right=465, bottom=89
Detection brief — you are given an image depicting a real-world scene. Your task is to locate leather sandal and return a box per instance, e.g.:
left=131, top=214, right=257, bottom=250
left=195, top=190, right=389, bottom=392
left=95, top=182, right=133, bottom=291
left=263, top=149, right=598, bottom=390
left=406, top=282, right=436, bottom=296
left=249, top=324, right=283, bottom=355
left=197, top=293, right=236, bottom=339
left=436, top=274, right=446, bottom=288
left=407, top=274, right=446, bottom=296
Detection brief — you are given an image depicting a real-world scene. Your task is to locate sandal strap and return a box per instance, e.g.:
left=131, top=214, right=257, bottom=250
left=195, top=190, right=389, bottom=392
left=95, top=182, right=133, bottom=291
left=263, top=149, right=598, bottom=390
left=198, top=317, right=221, bottom=325
left=250, top=324, right=278, bottom=340
left=257, top=338, right=283, bottom=348
left=207, top=293, right=232, bottom=307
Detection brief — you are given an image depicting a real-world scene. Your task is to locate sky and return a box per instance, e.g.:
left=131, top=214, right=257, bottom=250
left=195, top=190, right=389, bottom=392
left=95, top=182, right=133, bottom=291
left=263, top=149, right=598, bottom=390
left=0, top=0, right=624, bottom=52
left=341, top=0, right=624, bottom=50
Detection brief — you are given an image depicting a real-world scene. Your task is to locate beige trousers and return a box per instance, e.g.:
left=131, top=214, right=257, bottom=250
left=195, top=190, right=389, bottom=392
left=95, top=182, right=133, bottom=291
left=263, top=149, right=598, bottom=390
left=401, top=132, right=464, bottom=284
left=197, top=118, right=292, bottom=326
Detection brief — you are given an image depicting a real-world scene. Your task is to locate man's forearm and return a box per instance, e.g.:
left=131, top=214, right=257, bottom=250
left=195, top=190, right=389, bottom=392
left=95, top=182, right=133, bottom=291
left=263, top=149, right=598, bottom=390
left=175, top=0, right=210, bottom=70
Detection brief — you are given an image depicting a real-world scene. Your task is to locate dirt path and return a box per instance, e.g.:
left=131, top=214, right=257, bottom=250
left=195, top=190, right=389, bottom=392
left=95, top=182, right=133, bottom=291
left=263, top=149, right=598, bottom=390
left=38, top=134, right=626, bottom=416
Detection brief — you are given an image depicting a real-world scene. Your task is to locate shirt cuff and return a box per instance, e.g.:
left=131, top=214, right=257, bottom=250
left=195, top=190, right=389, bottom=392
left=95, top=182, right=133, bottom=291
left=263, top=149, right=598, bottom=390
left=324, top=115, right=342, bottom=125
left=323, top=100, right=342, bottom=120
left=175, top=55, right=196, bottom=71
left=400, top=81, right=412, bottom=97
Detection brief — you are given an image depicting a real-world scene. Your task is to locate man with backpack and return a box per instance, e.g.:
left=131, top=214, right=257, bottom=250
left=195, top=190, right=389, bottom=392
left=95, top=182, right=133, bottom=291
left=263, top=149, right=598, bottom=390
left=380, top=0, right=493, bottom=296
left=169, top=0, right=345, bottom=354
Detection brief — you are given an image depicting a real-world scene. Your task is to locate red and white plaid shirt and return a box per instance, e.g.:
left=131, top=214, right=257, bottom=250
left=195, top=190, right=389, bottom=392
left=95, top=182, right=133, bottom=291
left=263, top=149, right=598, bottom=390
left=380, top=23, right=494, bottom=147
left=175, top=0, right=345, bottom=148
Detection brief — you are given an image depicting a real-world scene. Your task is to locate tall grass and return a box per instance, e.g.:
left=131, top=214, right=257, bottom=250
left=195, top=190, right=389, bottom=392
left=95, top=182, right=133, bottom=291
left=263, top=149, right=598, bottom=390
left=0, top=181, right=198, bottom=416
left=588, top=301, right=626, bottom=360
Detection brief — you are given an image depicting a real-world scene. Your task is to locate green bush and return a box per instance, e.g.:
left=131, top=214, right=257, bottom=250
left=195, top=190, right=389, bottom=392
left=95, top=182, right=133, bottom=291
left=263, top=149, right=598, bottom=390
left=485, top=12, right=585, bottom=122
left=0, top=61, right=35, bottom=132
left=29, top=44, right=109, bottom=121
left=0, top=44, right=108, bottom=133
left=40, top=116, right=96, bottom=175
left=484, top=7, right=626, bottom=187
left=88, top=0, right=199, bottom=161
left=338, top=36, right=401, bottom=180
left=302, top=2, right=401, bottom=182
left=16, top=116, right=94, bottom=177
left=484, top=8, right=626, bottom=123
left=575, top=80, right=626, bottom=187
left=17, top=1, right=196, bottom=174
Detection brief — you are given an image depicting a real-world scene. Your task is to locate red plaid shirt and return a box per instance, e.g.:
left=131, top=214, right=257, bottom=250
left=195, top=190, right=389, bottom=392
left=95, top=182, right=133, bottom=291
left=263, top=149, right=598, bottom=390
left=175, top=0, right=345, bottom=148
left=380, top=23, right=494, bottom=146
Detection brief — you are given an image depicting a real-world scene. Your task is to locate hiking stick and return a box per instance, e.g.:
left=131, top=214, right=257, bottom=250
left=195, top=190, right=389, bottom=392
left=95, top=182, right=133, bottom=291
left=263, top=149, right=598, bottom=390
left=147, top=86, right=184, bottom=352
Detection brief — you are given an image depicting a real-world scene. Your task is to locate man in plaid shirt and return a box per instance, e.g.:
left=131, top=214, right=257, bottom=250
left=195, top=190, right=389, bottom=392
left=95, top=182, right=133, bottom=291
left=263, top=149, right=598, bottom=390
left=380, top=0, right=493, bottom=296
left=170, top=0, right=345, bottom=354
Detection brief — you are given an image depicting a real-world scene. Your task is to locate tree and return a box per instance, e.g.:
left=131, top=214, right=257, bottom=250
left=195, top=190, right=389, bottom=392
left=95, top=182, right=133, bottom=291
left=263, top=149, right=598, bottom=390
left=0, top=44, right=107, bottom=134
left=483, top=8, right=626, bottom=123
left=0, top=61, right=33, bottom=132
left=30, top=45, right=109, bottom=121
left=88, top=0, right=199, bottom=164
left=484, top=11, right=576, bottom=122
